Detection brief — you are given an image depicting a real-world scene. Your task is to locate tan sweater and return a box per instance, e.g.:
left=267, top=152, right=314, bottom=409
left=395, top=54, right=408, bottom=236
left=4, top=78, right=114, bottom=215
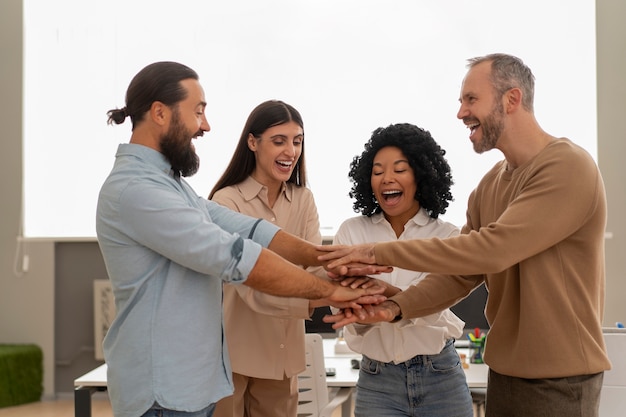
left=382, top=138, right=610, bottom=378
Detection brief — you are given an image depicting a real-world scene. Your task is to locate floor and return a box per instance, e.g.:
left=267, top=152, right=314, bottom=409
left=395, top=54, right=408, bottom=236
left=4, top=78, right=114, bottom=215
left=0, top=393, right=348, bottom=417
left=0, top=395, right=490, bottom=417
left=0, top=394, right=113, bottom=417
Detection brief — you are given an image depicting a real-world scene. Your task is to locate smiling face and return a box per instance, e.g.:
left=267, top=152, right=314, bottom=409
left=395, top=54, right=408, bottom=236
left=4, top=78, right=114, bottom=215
left=159, top=78, right=210, bottom=177
left=457, top=61, right=505, bottom=154
left=160, top=108, right=201, bottom=177
left=371, top=146, right=420, bottom=227
left=248, top=121, right=303, bottom=189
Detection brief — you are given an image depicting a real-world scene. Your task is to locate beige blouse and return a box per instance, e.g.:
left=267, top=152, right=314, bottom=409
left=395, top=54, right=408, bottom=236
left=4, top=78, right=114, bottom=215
left=211, top=176, right=323, bottom=379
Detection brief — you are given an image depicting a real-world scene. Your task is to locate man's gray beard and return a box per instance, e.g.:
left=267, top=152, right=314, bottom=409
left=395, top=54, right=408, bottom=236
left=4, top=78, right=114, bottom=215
left=474, top=103, right=504, bottom=154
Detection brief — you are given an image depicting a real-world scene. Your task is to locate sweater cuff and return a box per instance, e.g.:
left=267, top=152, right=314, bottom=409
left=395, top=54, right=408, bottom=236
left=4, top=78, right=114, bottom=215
left=389, top=292, right=412, bottom=321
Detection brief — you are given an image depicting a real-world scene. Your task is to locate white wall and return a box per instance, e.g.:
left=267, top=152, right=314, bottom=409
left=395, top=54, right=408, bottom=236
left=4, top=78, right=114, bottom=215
left=22, top=0, right=596, bottom=238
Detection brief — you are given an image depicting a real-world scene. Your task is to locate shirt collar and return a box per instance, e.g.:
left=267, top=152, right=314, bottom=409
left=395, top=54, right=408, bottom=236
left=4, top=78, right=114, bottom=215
left=238, top=176, right=291, bottom=203
left=370, top=207, right=431, bottom=227
left=116, top=143, right=174, bottom=177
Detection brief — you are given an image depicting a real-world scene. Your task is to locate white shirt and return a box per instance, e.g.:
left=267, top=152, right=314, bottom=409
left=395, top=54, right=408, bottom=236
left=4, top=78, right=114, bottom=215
left=333, top=208, right=464, bottom=363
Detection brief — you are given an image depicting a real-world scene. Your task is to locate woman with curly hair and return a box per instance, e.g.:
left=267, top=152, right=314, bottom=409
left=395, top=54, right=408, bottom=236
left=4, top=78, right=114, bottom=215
left=333, top=123, right=473, bottom=416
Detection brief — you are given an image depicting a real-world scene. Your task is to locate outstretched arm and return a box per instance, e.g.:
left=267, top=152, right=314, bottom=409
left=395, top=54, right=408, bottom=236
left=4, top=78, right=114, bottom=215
left=269, top=231, right=391, bottom=276
left=245, top=247, right=386, bottom=306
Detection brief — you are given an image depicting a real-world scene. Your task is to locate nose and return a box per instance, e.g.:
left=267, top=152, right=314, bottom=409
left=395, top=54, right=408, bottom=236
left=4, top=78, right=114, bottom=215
left=201, top=114, right=211, bottom=133
left=381, top=171, right=395, bottom=183
left=456, top=102, right=468, bottom=120
left=284, top=142, right=296, bottom=157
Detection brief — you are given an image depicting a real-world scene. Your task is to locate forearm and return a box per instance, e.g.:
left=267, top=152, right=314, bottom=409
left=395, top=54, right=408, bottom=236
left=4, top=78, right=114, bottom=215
left=383, top=300, right=402, bottom=320
left=232, top=284, right=311, bottom=319
left=268, top=230, right=324, bottom=268
left=245, top=247, right=333, bottom=299
left=391, top=273, right=482, bottom=318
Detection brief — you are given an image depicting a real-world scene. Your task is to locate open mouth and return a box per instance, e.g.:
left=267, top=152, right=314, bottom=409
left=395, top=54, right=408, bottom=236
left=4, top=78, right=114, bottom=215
left=276, top=160, right=293, bottom=172
left=465, top=120, right=481, bottom=140
left=381, top=190, right=402, bottom=203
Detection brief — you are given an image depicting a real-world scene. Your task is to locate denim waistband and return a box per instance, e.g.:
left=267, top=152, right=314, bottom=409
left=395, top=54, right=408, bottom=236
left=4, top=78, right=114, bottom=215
left=364, top=338, right=456, bottom=366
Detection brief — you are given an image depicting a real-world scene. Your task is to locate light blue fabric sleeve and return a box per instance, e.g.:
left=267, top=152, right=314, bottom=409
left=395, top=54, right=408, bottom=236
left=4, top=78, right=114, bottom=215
left=115, top=176, right=279, bottom=283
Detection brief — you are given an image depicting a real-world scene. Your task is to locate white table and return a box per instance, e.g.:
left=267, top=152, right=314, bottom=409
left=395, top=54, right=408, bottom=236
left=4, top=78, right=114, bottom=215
left=72, top=341, right=361, bottom=417
left=74, top=338, right=488, bottom=417
left=322, top=337, right=361, bottom=388
left=74, top=364, right=107, bottom=417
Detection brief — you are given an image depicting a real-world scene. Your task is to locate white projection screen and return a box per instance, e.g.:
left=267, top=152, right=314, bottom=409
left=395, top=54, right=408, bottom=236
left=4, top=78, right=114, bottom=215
left=22, top=0, right=596, bottom=238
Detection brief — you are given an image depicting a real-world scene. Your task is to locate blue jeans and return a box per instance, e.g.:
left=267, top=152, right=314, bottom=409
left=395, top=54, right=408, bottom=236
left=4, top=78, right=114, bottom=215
left=354, top=339, right=473, bottom=417
left=140, top=403, right=216, bottom=417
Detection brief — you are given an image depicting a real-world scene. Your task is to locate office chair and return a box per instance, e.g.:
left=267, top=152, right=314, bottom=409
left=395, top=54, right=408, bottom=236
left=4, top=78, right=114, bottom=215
left=297, top=333, right=352, bottom=417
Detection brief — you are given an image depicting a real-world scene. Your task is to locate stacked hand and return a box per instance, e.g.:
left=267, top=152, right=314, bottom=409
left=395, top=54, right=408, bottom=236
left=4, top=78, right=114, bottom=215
left=317, top=243, right=400, bottom=329
left=325, top=278, right=387, bottom=311
left=323, top=300, right=400, bottom=329
left=317, top=243, right=390, bottom=276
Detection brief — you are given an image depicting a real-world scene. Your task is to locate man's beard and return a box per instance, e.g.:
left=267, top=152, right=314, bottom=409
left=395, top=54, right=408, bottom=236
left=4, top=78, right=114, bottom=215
left=160, top=111, right=200, bottom=177
left=474, top=101, right=505, bottom=154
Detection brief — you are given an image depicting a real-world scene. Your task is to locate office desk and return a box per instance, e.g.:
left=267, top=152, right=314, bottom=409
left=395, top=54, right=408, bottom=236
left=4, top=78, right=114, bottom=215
left=73, top=364, right=107, bottom=417
left=322, top=338, right=360, bottom=388
left=73, top=361, right=359, bottom=417
left=74, top=339, right=488, bottom=417
left=73, top=341, right=362, bottom=417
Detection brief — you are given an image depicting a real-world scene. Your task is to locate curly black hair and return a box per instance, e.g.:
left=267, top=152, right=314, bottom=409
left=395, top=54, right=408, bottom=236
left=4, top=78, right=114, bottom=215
left=348, top=123, right=454, bottom=219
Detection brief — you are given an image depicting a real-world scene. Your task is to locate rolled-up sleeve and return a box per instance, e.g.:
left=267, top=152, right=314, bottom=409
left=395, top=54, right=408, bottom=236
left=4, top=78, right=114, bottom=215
left=113, top=178, right=280, bottom=284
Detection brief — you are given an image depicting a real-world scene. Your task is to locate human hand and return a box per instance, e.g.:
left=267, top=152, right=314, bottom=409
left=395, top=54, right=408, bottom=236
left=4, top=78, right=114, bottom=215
left=322, top=300, right=400, bottom=329
left=333, top=276, right=397, bottom=297
left=317, top=243, right=392, bottom=276
left=327, top=264, right=393, bottom=278
left=328, top=275, right=380, bottom=289
left=325, top=281, right=386, bottom=310
left=326, top=293, right=387, bottom=310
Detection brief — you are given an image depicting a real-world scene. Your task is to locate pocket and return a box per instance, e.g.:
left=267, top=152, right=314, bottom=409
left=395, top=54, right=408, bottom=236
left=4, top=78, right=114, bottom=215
left=359, top=356, right=382, bottom=376
left=429, top=349, right=462, bottom=374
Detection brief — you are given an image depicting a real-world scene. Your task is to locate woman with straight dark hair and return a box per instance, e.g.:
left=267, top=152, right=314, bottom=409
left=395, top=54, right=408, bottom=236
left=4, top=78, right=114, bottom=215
left=210, top=100, right=329, bottom=417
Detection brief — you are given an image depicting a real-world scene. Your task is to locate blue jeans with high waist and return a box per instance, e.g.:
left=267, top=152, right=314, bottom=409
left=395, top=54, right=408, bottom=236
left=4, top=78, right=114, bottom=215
left=354, top=339, right=473, bottom=417
left=140, top=403, right=216, bottom=417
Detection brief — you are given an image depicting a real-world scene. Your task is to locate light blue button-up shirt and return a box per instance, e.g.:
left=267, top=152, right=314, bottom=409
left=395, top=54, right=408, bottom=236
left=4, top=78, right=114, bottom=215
left=96, top=144, right=280, bottom=417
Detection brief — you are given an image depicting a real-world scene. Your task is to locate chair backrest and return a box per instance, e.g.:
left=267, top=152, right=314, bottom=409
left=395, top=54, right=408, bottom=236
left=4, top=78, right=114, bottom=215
left=297, top=333, right=329, bottom=417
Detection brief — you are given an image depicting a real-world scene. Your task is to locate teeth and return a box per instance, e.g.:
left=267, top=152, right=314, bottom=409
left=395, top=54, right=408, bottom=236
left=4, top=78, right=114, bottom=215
left=382, top=190, right=401, bottom=195
left=277, top=161, right=292, bottom=167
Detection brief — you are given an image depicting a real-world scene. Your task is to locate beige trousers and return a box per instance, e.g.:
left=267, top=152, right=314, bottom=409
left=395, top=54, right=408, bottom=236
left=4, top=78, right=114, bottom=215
left=214, top=372, right=298, bottom=417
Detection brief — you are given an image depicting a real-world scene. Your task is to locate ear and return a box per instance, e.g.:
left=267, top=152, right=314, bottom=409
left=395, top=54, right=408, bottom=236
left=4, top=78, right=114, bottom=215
left=247, top=133, right=258, bottom=151
left=505, top=87, right=523, bottom=114
left=149, top=101, right=170, bottom=127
